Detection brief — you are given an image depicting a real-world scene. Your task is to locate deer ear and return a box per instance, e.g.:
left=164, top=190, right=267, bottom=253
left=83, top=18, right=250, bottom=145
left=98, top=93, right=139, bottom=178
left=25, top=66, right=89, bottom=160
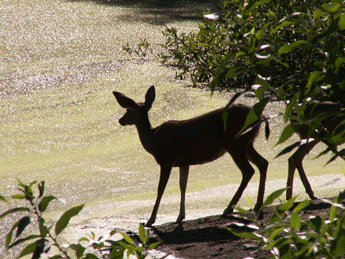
left=145, top=85, right=155, bottom=111
left=113, top=91, right=137, bottom=109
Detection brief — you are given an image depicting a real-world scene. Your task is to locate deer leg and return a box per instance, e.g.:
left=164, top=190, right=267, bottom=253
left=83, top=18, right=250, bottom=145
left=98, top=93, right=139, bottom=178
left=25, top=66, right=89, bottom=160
left=223, top=149, right=255, bottom=216
left=287, top=140, right=318, bottom=200
left=176, top=166, right=189, bottom=224
left=287, top=155, right=297, bottom=200
left=246, top=146, right=268, bottom=213
left=146, top=164, right=173, bottom=227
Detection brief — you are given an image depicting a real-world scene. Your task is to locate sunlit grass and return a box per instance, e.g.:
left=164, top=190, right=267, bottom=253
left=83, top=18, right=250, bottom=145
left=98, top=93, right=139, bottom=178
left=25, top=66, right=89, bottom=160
left=1, top=0, right=344, bottom=241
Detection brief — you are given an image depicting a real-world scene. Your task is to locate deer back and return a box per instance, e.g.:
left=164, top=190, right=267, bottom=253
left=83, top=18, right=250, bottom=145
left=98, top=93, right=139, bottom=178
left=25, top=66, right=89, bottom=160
left=150, top=103, right=260, bottom=167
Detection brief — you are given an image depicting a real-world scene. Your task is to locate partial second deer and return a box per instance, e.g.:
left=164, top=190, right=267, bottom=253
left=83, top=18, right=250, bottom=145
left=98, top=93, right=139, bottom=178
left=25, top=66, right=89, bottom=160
left=286, top=101, right=344, bottom=200
left=113, top=86, right=269, bottom=226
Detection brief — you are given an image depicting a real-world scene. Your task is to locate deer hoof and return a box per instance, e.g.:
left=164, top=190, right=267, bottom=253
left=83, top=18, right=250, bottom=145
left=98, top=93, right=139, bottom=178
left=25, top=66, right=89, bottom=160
left=222, top=208, right=233, bottom=217
left=176, top=214, right=185, bottom=224
left=145, top=218, right=155, bottom=227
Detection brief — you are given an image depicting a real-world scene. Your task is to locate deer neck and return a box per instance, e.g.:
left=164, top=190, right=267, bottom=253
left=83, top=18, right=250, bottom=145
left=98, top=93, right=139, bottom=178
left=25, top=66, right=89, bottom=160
left=135, top=114, right=155, bottom=154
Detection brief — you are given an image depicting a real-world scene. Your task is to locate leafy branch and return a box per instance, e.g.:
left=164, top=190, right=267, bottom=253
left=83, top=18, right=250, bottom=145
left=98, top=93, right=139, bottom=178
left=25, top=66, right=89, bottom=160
left=228, top=189, right=345, bottom=258
left=0, top=180, right=161, bottom=259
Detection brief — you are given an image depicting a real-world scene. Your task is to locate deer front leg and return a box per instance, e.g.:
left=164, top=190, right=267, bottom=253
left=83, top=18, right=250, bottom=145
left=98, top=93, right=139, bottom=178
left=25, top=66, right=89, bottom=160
left=287, top=155, right=297, bottom=200
left=146, top=164, right=172, bottom=227
left=176, top=166, right=189, bottom=224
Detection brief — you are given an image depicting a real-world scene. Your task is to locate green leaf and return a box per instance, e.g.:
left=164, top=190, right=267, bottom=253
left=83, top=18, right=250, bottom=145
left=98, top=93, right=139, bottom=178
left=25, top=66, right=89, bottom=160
left=8, top=234, right=42, bottom=249
left=228, top=227, right=263, bottom=241
left=247, top=195, right=253, bottom=208
left=306, top=71, right=323, bottom=89
left=38, top=195, right=57, bottom=213
left=110, top=248, right=126, bottom=259
left=290, top=212, right=301, bottom=231
left=275, top=141, right=301, bottom=158
left=335, top=56, right=345, bottom=69
left=222, top=92, right=244, bottom=131
left=12, top=194, right=26, bottom=199
left=278, top=196, right=298, bottom=211
left=38, top=181, right=45, bottom=199
left=254, top=76, right=271, bottom=88
left=6, top=216, right=31, bottom=246
left=273, top=20, right=295, bottom=33
left=337, top=190, right=345, bottom=203
left=321, top=2, right=342, bottom=13
left=267, top=227, right=285, bottom=242
left=260, top=188, right=286, bottom=213
left=24, top=185, right=34, bottom=201
left=138, top=223, right=147, bottom=244
left=120, top=232, right=135, bottom=245
left=284, top=94, right=297, bottom=122
left=233, top=205, right=251, bottom=214
left=238, top=97, right=269, bottom=137
left=148, top=241, right=162, bottom=250
left=331, top=230, right=345, bottom=257
left=254, top=85, right=268, bottom=101
left=70, top=243, right=86, bottom=258
left=78, top=237, right=90, bottom=242
left=242, top=0, right=271, bottom=19
left=292, top=199, right=310, bottom=213
left=339, top=13, right=345, bottom=30
left=278, top=40, right=308, bottom=56
left=16, top=216, right=31, bottom=239
left=0, top=194, right=7, bottom=202
left=313, top=8, right=327, bottom=18
left=226, top=67, right=242, bottom=79
left=308, top=216, right=324, bottom=232
left=55, top=204, right=84, bottom=236
left=276, top=124, right=295, bottom=145
left=18, top=241, right=37, bottom=258
left=0, top=207, right=30, bottom=219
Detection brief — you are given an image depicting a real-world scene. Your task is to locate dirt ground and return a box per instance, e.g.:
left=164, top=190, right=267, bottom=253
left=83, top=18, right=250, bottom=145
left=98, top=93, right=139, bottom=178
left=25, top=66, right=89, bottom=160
left=151, top=199, right=333, bottom=259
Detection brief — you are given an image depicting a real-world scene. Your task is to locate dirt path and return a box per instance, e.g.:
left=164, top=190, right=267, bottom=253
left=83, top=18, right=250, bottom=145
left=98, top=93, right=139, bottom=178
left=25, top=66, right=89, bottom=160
left=152, top=199, right=332, bottom=258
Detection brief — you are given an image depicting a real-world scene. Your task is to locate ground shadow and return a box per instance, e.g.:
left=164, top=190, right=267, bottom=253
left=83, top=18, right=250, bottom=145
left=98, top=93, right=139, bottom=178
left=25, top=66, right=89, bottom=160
left=151, top=215, right=247, bottom=245
left=69, top=0, right=219, bottom=25
left=149, top=199, right=335, bottom=258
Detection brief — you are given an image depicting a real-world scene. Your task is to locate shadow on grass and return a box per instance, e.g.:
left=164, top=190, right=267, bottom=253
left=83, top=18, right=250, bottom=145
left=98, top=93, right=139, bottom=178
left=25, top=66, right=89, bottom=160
left=68, top=0, right=219, bottom=25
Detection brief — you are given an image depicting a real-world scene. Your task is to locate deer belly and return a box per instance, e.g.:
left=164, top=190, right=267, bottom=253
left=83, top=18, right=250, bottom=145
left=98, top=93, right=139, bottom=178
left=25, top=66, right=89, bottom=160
left=174, top=146, right=227, bottom=167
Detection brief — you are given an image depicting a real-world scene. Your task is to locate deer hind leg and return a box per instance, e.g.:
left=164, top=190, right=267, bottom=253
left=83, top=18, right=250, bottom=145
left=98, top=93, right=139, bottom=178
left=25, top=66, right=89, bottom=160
left=287, top=140, right=318, bottom=200
left=176, top=166, right=189, bottom=224
left=223, top=148, right=255, bottom=216
left=246, top=145, right=268, bottom=213
left=146, top=164, right=173, bottom=227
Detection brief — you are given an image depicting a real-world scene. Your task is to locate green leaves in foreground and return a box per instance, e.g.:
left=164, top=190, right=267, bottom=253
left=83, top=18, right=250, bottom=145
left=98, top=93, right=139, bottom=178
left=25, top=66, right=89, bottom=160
left=1, top=180, right=161, bottom=259
left=55, top=204, right=84, bottom=236
left=228, top=188, right=345, bottom=259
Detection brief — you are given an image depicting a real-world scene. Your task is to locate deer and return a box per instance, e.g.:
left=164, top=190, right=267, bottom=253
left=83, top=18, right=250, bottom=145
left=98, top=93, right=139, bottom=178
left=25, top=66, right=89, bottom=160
left=113, top=86, right=269, bottom=226
left=286, top=101, right=344, bottom=200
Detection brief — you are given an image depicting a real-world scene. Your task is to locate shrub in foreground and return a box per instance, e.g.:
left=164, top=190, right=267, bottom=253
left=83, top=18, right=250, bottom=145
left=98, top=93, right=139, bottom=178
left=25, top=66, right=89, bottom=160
left=228, top=188, right=345, bottom=259
left=0, top=180, right=161, bottom=259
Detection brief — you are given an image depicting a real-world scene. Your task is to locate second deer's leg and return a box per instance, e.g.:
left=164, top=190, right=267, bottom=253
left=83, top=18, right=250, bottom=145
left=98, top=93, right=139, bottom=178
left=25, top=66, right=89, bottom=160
left=223, top=149, right=255, bottom=216
left=287, top=140, right=318, bottom=200
left=246, top=145, right=268, bottom=212
left=176, top=166, right=189, bottom=224
left=146, top=164, right=173, bottom=227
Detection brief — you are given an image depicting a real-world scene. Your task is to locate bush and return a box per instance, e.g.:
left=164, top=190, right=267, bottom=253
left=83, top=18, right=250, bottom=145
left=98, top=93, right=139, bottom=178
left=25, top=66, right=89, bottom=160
left=125, top=0, right=345, bottom=161
left=0, top=180, right=161, bottom=259
left=228, top=189, right=345, bottom=258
